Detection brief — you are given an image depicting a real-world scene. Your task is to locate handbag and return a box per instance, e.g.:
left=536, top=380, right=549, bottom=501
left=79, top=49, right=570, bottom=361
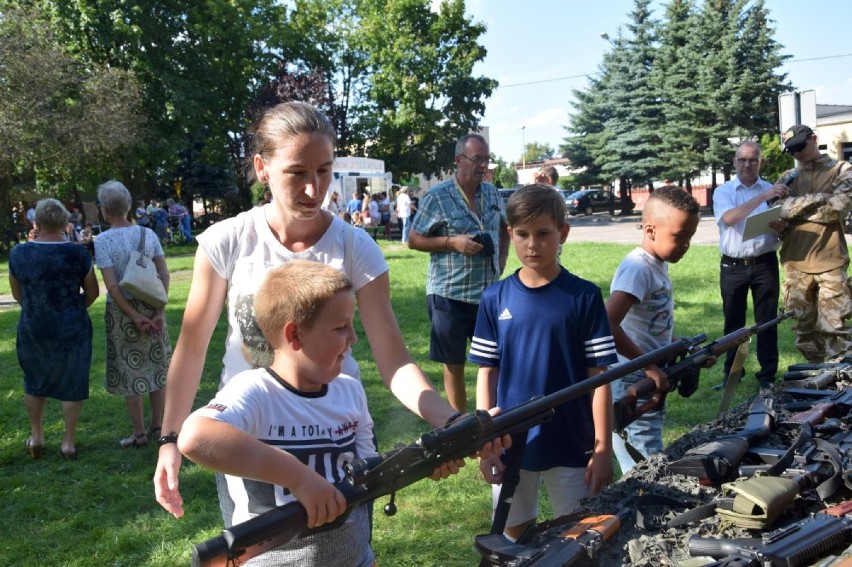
left=119, top=226, right=168, bottom=308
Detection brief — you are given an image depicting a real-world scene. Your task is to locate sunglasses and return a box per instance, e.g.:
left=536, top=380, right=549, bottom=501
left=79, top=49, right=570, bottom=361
left=784, top=138, right=810, bottom=154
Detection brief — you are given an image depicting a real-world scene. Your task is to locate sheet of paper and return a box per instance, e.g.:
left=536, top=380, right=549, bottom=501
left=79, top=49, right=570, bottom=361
left=742, top=206, right=782, bottom=241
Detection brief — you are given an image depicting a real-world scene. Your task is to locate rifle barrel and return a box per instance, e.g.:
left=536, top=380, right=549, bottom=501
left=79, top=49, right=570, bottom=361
left=496, top=333, right=706, bottom=427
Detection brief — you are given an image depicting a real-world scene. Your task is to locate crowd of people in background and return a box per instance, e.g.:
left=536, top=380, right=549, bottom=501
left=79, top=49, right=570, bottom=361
left=319, top=187, right=419, bottom=242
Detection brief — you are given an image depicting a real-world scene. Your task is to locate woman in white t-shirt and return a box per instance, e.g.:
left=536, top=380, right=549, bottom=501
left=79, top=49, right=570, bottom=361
left=153, top=102, right=498, bottom=524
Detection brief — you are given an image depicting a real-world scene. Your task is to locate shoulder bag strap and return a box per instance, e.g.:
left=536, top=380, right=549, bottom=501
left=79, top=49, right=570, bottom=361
left=136, top=225, right=148, bottom=267
left=343, top=220, right=354, bottom=278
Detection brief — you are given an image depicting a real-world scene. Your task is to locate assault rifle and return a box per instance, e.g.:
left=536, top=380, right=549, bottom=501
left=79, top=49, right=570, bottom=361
left=687, top=501, right=852, bottom=567
left=667, top=395, right=775, bottom=482
left=475, top=504, right=632, bottom=566
left=782, top=388, right=852, bottom=426
left=191, top=335, right=704, bottom=567
left=613, top=311, right=793, bottom=433
left=782, top=363, right=852, bottom=390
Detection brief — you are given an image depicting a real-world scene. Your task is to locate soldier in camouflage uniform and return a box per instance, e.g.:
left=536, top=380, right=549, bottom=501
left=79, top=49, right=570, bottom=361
left=777, top=125, right=852, bottom=362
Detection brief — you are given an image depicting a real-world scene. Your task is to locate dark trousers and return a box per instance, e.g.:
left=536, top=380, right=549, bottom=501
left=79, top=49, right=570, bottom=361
left=719, top=252, right=780, bottom=383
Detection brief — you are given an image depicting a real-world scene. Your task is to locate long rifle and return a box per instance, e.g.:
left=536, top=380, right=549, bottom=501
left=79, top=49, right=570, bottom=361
left=191, top=334, right=705, bottom=567
left=613, top=311, right=794, bottom=432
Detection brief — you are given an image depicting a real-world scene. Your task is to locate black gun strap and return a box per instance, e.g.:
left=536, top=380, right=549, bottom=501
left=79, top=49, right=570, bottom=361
left=764, top=423, right=813, bottom=477
left=811, top=437, right=844, bottom=500
left=479, top=431, right=529, bottom=567
left=637, top=495, right=736, bottom=529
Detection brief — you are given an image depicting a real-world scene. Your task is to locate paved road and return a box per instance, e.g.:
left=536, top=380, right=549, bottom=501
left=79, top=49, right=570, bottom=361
left=566, top=210, right=721, bottom=246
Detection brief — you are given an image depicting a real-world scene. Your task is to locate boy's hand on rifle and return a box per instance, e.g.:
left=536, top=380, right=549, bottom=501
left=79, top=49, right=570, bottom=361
left=645, top=364, right=669, bottom=393
left=290, top=470, right=347, bottom=528
left=429, top=458, right=465, bottom=480
left=479, top=453, right=504, bottom=484
left=701, top=354, right=718, bottom=369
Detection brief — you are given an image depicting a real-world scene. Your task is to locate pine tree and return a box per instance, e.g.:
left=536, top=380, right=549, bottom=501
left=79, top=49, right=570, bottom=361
left=653, top=0, right=703, bottom=188
left=599, top=0, right=664, bottom=193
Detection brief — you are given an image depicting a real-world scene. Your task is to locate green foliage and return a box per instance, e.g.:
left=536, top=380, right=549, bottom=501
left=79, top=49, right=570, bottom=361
left=759, top=132, right=795, bottom=183
left=0, top=4, right=147, bottom=251
left=565, top=0, right=790, bottom=189
left=5, top=0, right=497, bottom=214
left=491, top=155, right=518, bottom=188
left=522, top=142, right=555, bottom=164
left=560, top=172, right=605, bottom=190
left=23, top=0, right=292, bottom=202
left=351, top=0, right=497, bottom=180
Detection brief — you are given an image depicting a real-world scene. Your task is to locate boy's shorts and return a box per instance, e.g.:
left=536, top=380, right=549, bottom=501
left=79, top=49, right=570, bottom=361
left=491, top=467, right=589, bottom=528
left=426, top=294, right=478, bottom=364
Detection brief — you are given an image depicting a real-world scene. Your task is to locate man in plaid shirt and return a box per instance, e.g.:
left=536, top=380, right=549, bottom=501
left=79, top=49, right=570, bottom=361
left=409, top=133, right=509, bottom=412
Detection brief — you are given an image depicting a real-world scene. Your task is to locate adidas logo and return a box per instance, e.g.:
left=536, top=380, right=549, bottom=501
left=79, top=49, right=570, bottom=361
left=498, top=308, right=512, bottom=321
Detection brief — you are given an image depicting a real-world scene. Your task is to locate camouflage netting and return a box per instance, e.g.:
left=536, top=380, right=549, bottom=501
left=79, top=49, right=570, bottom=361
left=514, top=364, right=852, bottom=566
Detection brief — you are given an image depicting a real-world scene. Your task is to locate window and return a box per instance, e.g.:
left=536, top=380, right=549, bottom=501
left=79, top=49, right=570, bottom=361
left=841, top=142, right=852, bottom=164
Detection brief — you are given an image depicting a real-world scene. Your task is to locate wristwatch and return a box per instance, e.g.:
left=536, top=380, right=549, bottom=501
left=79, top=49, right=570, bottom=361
left=157, top=431, right=179, bottom=447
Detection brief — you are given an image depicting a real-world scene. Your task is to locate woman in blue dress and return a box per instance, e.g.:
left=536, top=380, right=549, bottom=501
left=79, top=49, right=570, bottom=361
left=9, top=198, right=100, bottom=460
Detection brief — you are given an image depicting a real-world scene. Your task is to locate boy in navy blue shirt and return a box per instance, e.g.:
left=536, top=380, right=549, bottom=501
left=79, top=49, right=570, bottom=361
left=470, top=185, right=618, bottom=539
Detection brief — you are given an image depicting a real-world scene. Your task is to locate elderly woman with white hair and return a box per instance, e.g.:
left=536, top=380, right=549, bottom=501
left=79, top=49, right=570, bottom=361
left=94, top=180, right=172, bottom=448
left=10, top=198, right=99, bottom=460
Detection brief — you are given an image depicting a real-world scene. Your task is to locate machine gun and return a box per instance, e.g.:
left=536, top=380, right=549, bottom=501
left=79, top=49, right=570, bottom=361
left=475, top=504, right=633, bottom=566
left=687, top=502, right=852, bottom=567
left=191, top=335, right=704, bottom=567
left=613, top=311, right=793, bottom=433
left=667, top=395, right=776, bottom=482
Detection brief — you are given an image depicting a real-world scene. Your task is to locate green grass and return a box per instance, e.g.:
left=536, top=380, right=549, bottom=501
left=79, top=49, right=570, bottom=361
left=0, top=239, right=811, bottom=565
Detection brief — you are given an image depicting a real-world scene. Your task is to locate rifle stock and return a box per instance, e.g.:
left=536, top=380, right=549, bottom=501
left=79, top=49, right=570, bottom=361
left=475, top=502, right=632, bottom=566
left=614, top=311, right=793, bottom=432
left=668, top=396, right=775, bottom=481
left=191, top=335, right=704, bottom=567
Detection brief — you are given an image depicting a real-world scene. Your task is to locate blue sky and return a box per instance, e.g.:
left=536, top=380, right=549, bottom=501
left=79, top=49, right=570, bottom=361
left=459, top=0, right=852, bottom=162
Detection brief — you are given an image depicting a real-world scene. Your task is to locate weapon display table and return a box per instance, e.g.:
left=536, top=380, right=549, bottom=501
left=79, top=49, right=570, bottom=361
left=492, top=356, right=852, bottom=567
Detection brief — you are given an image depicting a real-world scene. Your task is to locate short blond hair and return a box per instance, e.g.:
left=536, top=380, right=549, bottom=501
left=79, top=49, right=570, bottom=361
left=254, top=260, right=353, bottom=349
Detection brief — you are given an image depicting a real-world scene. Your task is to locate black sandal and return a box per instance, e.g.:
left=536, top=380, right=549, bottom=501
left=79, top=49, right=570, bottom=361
left=148, top=426, right=162, bottom=440
left=119, top=433, right=148, bottom=448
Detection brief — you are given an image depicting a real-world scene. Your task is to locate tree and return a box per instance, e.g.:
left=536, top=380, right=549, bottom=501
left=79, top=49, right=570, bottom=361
left=29, top=0, right=293, bottom=204
left=491, top=155, right=517, bottom=189
left=759, top=132, right=794, bottom=183
left=0, top=5, right=143, bottom=249
left=522, top=142, right=555, bottom=164
left=692, top=0, right=789, bottom=183
left=288, top=0, right=496, bottom=182
left=652, top=0, right=704, bottom=188
left=563, top=0, right=790, bottom=192
left=598, top=0, right=664, bottom=192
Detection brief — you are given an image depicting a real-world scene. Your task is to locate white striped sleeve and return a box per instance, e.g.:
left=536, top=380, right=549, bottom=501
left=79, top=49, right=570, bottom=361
left=470, top=336, right=500, bottom=363
left=585, top=335, right=617, bottom=363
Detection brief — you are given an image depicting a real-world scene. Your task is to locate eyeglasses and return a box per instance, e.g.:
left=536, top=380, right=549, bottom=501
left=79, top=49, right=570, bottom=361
left=735, top=158, right=759, bottom=165
left=458, top=154, right=490, bottom=166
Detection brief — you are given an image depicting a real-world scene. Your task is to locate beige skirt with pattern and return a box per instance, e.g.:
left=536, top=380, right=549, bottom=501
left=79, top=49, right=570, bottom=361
left=104, top=299, right=171, bottom=397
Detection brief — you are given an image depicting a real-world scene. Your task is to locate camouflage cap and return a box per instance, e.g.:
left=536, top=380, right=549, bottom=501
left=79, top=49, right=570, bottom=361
left=781, top=124, right=814, bottom=151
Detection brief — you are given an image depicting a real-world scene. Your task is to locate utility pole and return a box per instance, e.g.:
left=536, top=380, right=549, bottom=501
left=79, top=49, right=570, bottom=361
left=521, top=125, right=526, bottom=171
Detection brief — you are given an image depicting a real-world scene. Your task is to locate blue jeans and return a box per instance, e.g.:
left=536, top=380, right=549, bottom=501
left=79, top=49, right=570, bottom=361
left=401, top=216, right=411, bottom=243
left=179, top=214, right=194, bottom=241
left=611, top=372, right=665, bottom=473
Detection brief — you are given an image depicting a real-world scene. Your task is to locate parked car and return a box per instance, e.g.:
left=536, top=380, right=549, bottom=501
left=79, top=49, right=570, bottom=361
left=499, top=188, right=517, bottom=205
left=566, top=189, right=633, bottom=216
